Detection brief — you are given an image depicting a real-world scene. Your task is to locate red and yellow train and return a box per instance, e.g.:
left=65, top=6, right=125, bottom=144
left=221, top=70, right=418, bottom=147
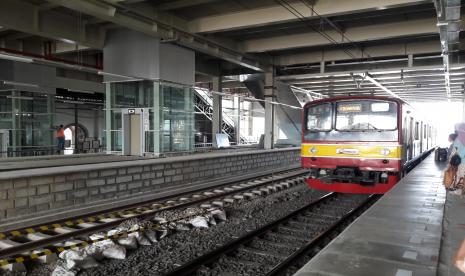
left=301, top=96, right=434, bottom=194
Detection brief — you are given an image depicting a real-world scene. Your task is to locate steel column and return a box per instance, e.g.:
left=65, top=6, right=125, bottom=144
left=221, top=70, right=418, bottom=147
left=212, top=76, right=222, bottom=147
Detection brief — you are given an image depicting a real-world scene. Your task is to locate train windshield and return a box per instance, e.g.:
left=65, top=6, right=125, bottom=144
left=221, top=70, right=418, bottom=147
left=306, top=103, right=332, bottom=131
left=336, top=101, right=397, bottom=131
left=303, top=99, right=399, bottom=142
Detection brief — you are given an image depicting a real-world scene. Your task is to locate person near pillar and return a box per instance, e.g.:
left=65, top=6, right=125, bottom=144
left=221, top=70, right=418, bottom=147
left=56, top=125, right=65, bottom=154
left=448, top=123, right=465, bottom=194
left=448, top=132, right=458, bottom=159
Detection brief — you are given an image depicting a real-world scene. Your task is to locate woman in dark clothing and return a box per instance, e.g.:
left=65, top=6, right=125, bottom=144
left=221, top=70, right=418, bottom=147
left=448, top=133, right=458, bottom=159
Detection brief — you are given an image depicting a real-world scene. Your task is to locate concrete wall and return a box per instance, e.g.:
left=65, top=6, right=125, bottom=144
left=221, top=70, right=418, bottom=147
left=104, top=29, right=160, bottom=81
left=0, top=148, right=300, bottom=219
left=0, top=60, right=104, bottom=94
left=103, top=29, right=195, bottom=86
left=159, top=43, right=195, bottom=85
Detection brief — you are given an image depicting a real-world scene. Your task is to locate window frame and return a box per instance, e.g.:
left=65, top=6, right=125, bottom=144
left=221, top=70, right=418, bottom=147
left=335, top=100, right=398, bottom=132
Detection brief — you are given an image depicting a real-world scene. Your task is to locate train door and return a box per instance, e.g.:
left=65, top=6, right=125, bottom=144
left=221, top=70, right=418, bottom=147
left=408, top=118, right=414, bottom=160
left=414, top=121, right=420, bottom=157
left=418, top=122, right=425, bottom=154
left=403, top=115, right=409, bottom=161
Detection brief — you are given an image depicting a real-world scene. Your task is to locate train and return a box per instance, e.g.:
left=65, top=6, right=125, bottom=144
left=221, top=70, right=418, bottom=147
left=301, top=96, right=435, bottom=194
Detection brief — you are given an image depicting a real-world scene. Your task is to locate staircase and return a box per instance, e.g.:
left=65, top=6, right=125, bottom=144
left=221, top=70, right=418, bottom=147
left=194, top=88, right=247, bottom=144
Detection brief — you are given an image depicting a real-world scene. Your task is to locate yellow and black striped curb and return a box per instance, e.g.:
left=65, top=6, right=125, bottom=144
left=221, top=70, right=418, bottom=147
left=0, top=205, right=169, bottom=241
left=0, top=210, right=212, bottom=266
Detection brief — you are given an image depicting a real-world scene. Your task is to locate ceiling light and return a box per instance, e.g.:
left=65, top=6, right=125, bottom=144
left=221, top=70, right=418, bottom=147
left=0, top=53, right=33, bottom=63
left=2, top=81, right=39, bottom=88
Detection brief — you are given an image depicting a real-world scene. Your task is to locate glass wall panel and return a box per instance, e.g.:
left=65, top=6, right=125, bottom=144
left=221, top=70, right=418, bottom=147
left=0, top=90, right=54, bottom=156
left=106, top=80, right=194, bottom=154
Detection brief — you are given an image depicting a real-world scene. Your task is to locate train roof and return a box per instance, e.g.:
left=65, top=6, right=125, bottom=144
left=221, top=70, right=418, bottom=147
left=303, top=96, right=408, bottom=109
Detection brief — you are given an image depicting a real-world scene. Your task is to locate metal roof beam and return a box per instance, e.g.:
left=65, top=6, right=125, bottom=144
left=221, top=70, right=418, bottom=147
left=242, top=18, right=438, bottom=53
left=158, top=0, right=222, bottom=11
left=188, top=0, right=431, bottom=33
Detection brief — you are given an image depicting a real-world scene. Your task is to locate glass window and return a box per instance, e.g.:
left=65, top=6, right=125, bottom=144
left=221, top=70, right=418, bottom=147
left=305, top=103, right=332, bottom=131
left=336, top=100, right=397, bottom=131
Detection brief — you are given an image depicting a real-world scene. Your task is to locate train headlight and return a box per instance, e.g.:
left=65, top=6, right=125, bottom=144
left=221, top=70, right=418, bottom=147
left=310, top=147, right=318, bottom=154
left=380, top=148, right=391, bottom=156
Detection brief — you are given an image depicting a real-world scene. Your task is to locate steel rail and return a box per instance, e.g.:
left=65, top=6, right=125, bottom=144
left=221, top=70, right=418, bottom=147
left=0, top=170, right=307, bottom=260
left=266, top=194, right=379, bottom=276
left=2, top=168, right=305, bottom=237
left=164, top=192, right=337, bottom=276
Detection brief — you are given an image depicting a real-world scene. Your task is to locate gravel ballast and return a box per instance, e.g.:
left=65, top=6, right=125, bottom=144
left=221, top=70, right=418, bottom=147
left=17, top=181, right=326, bottom=276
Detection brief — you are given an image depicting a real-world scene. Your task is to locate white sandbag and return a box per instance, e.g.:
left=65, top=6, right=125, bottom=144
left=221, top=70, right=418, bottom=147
left=190, top=216, right=209, bottom=228
left=130, top=232, right=151, bottom=246
left=208, top=215, right=217, bottom=225
left=58, top=249, right=99, bottom=270
left=88, top=233, right=126, bottom=260
left=117, top=236, right=138, bottom=249
left=51, top=263, right=76, bottom=276
left=157, top=228, right=169, bottom=239
left=144, top=229, right=158, bottom=243
left=175, top=222, right=191, bottom=231
left=102, top=245, right=126, bottom=260
left=108, top=229, right=138, bottom=250
left=211, top=209, right=227, bottom=222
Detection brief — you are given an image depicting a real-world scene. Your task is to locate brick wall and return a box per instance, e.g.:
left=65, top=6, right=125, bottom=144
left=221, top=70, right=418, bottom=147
left=0, top=148, right=300, bottom=219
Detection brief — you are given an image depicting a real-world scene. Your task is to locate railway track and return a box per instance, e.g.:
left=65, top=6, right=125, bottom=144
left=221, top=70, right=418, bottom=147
left=165, top=192, right=378, bottom=276
left=0, top=168, right=308, bottom=271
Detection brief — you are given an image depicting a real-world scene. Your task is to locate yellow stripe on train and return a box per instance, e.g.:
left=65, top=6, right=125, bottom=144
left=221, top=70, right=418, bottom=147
left=301, top=144, right=401, bottom=159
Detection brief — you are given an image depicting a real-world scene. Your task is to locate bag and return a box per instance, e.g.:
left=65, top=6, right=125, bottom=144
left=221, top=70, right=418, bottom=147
left=444, top=166, right=458, bottom=188
left=451, top=154, right=462, bottom=166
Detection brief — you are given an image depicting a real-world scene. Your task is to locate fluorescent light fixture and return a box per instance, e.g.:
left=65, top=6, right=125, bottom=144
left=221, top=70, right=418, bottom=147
left=97, top=71, right=138, bottom=80
left=0, top=53, right=33, bottom=63
left=67, top=88, right=95, bottom=94
left=2, top=81, right=39, bottom=88
left=6, top=96, right=34, bottom=100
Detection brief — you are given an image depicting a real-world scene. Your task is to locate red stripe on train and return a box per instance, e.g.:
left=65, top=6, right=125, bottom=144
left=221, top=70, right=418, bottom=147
left=306, top=175, right=398, bottom=194
left=301, top=156, right=401, bottom=171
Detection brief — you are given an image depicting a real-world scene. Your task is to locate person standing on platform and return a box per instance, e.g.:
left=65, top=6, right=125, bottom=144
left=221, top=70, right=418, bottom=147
left=448, top=133, right=458, bottom=159
left=56, top=125, right=65, bottom=154
left=449, top=123, right=465, bottom=194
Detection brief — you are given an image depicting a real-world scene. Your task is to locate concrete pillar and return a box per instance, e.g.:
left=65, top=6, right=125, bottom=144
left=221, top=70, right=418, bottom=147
left=212, top=76, right=222, bottom=147
left=248, top=102, right=254, bottom=137
left=320, top=61, right=325, bottom=73
left=153, top=82, right=161, bottom=155
left=233, top=96, right=241, bottom=145
left=184, top=86, right=193, bottom=151
left=105, top=83, right=112, bottom=153
left=264, top=72, right=275, bottom=149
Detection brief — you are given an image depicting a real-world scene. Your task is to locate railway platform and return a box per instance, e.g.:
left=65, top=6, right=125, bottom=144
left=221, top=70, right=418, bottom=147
left=294, top=154, right=453, bottom=276
left=0, top=148, right=300, bottom=228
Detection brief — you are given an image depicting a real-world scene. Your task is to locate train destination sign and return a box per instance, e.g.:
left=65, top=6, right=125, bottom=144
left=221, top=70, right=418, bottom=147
left=338, top=104, right=362, bottom=113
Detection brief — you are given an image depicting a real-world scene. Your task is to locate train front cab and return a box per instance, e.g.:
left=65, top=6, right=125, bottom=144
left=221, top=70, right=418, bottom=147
left=301, top=97, right=432, bottom=194
left=301, top=97, right=403, bottom=194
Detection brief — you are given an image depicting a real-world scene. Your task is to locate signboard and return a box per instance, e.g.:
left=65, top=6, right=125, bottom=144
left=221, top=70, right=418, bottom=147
left=338, top=104, right=361, bottom=113
left=215, top=134, right=230, bottom=148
